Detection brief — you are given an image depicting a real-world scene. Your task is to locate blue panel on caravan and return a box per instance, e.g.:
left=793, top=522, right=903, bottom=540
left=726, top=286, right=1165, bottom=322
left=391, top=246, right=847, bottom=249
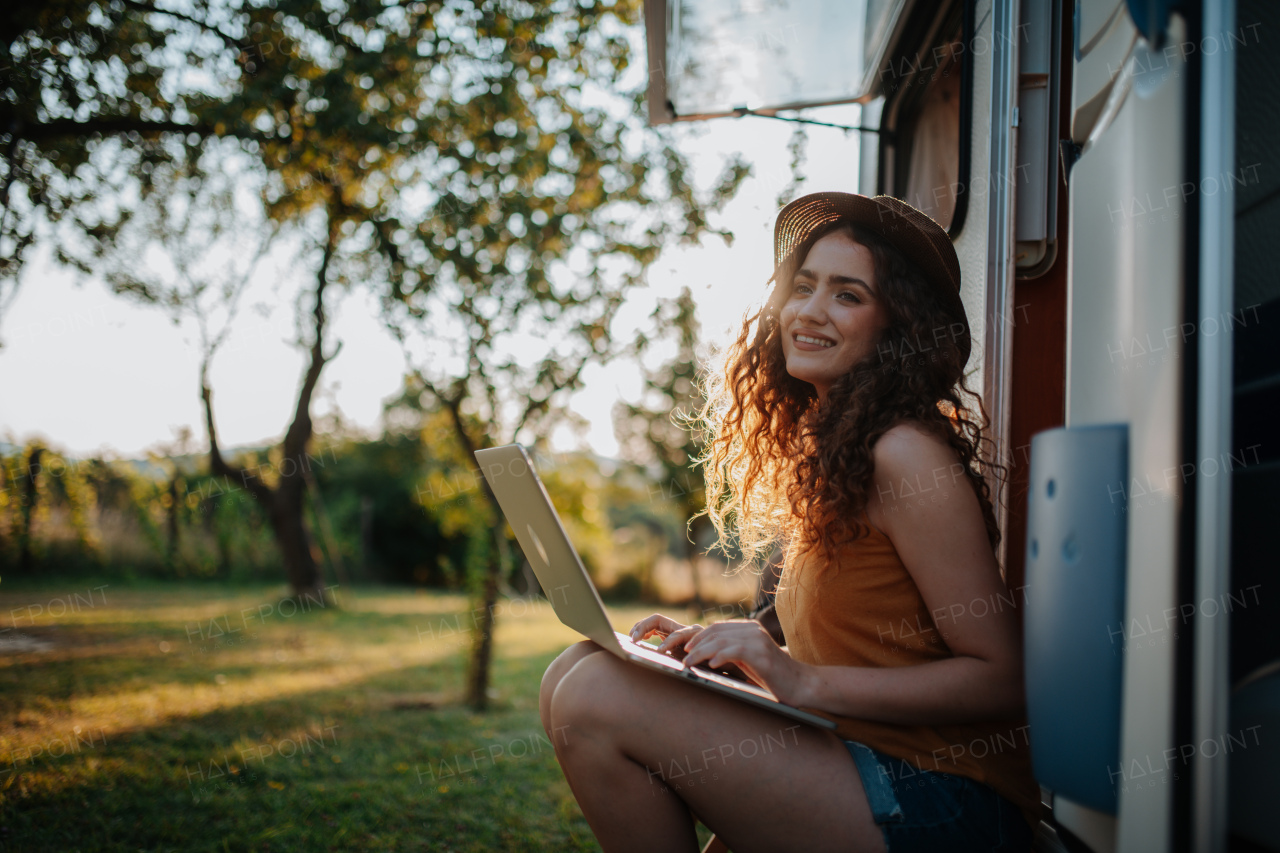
left=1024, top=424, right=1127, bottom=814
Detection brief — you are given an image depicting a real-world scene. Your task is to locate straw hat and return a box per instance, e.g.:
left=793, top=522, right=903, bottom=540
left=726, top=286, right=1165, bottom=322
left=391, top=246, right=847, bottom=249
left=772, top=192, right=971, bottom=367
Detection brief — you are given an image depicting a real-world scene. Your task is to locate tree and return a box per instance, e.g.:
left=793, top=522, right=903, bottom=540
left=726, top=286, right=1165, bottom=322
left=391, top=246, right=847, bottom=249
left=4, top=0, right=318, bottom=593
left=86, top=143, right=350, bottom=596
left=613, top=286, right=712, bottom=612
left=6, top=0, right=747, bottom=632
left=13, top=444, right=45, bottom=573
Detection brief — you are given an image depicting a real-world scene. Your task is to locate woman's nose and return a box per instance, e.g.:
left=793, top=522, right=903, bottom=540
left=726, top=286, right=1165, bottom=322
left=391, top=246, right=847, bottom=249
left=796, top=293, right=829, bottom=324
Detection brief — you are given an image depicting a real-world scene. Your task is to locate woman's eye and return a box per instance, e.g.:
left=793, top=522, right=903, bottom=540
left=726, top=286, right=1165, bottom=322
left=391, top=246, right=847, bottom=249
left=838, top=291, right=862, bottom=303
left=791, top=282, right=812, bottom=294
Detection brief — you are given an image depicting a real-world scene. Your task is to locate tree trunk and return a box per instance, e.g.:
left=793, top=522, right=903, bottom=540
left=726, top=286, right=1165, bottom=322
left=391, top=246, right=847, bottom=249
left=202, top=382, right=329, bottom=600
left=466, top=527, right=504, bottom=710
left=204, top=497, right=232, bottom=578
left=198, top=217, right=338, bottom=601
left=684, top=535, right=705, bottom=618
left=360, top=495, right=374, bottom=579
left=433, top=401, right=510, bottom=711
left=166, top=474, right=181, bottom=568
left=270, top=483, right=326, bottom=603
left=18, top=447, right=42, bottom=574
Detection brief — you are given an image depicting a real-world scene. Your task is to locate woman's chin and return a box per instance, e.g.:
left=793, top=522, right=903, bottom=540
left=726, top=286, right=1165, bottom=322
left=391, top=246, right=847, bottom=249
left=785, top=360, right=829, bottom=384
left=783, top=367, right=828, bottom=396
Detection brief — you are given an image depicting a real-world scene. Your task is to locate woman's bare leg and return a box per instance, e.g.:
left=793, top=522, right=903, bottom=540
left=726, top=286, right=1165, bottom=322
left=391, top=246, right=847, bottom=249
left=548, top=650, right=887, bottom=853
left=539, top=640, right=601, bottom=740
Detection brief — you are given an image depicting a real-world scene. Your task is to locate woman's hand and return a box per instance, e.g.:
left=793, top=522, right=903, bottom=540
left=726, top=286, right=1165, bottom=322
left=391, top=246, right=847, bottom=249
left=681, top=620, right=808, bottom=701
left=629, top=614, right=704, bottom=659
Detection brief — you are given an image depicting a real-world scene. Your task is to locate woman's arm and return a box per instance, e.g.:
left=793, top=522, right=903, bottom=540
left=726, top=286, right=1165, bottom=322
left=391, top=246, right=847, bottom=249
left=680, top=423, right=1026, bottom=726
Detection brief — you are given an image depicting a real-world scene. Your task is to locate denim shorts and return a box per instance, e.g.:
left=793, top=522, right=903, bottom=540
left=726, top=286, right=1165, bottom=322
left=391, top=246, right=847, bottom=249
left=843, top=740, right=1033, bottom=852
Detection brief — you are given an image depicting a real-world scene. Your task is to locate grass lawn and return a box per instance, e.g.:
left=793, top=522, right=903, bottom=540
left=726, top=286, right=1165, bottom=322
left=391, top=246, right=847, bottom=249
left=0, top=582, right=713, bottom=852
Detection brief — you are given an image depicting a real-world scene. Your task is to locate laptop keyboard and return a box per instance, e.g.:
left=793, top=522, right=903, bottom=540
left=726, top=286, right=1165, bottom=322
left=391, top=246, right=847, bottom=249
left=614, top=632, right=778, bottom=700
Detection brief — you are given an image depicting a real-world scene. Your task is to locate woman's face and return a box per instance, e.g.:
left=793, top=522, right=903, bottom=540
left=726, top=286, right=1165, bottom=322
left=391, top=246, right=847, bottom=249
left=779, top=230, right=891, bottom=402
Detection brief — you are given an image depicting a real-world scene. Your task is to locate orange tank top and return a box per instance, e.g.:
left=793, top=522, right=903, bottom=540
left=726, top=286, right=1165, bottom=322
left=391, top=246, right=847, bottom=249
left=774, top=523, right=1042, bottom=829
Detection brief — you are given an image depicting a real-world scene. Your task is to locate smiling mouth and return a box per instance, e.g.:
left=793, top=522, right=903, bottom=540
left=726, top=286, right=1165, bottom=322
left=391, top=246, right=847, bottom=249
left=794, top=333, right=835, bottom=348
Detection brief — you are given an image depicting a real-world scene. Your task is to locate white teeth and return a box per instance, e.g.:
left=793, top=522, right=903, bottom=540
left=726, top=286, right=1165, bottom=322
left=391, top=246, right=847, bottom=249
left=795, top=334, right=834, bottom=347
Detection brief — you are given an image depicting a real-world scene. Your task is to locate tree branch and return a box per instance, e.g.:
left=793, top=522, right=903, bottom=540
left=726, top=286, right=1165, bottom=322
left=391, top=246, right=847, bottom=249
left=281, top=217, right=338, bottom=465
left=5, top=115, right=266, bottom=145
left=407, top=366, right=448, bottom=409
left=408, top=364, right=497, bottom=498
left=201, top=356, right=272, bottom=505
left=116, top=0, right=245, bottom=53
left=515, top=350, right=590, bottom=435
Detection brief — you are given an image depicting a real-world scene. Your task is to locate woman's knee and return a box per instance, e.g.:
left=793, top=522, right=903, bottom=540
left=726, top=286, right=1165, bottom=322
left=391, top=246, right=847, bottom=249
left=539, top=641, right=602, bottom=724
left=548, top=648, right=639, bottom=732
left=542, top=641, right=600, bottom=696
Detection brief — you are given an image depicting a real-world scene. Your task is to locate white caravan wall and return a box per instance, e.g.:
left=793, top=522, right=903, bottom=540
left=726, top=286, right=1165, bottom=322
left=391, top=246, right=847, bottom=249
left=1067, top=4, right=1188, bottom=852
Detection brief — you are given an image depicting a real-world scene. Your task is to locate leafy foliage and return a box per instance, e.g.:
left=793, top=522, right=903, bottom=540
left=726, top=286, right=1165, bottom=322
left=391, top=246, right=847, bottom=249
left=2, top=0, right=747, bottom=331
left=0, top=432, right=658, bottom=590
left=0, top=440, right=281, bottom=580
left=308, top=428, right=465, bottom=587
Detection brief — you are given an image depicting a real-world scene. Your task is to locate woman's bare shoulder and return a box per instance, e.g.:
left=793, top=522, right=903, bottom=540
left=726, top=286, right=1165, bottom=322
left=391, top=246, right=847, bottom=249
left=872, top=420, right=957, bottom=471
left=864, top=422, right=964, bottom=533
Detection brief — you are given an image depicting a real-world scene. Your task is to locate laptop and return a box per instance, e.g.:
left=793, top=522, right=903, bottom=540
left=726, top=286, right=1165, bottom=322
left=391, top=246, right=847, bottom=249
left=474, top=443, right=837, bottom=731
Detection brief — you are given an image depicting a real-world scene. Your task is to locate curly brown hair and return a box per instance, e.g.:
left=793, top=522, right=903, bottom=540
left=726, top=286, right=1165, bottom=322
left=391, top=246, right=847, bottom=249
left=692, top=220, right=1003, bottom=577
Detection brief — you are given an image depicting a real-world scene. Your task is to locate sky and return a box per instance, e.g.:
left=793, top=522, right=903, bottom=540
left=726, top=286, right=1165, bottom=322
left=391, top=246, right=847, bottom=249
left=0, top=103, right=864, bottom=462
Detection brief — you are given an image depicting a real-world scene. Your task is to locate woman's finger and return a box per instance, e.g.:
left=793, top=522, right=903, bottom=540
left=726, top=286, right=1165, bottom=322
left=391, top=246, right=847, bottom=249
left=681, top=635, right=727, bottom=668
left=660, top=622, right=701, bottom=648
left=683, top=620, right=736, bottom=653
left=678, top=627, right=721, bottom=657
left=627, top=616, right=651, bottom=640
left=655, top=624, right=703, bottom=654
left=684, top=625, right=768, bottom=670
left=629, top=613, right=683, bottom=641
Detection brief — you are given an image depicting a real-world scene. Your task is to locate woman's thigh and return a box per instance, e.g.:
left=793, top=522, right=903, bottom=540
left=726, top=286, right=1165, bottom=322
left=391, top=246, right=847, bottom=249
left=550, top=649, right=886, bottom=853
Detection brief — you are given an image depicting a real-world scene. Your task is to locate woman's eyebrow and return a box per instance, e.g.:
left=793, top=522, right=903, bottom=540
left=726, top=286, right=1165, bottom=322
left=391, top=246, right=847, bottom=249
left=795, top=268, right=871, bottom=288
left=830, top=274, right=873, bottom=291
left=793, top=268, right=877, bottom=297
left=828, top=272, right=877, bottom=296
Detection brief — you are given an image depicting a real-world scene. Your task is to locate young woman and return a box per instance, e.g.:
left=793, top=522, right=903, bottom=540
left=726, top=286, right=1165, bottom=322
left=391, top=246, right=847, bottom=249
left=538, top=193, right=1040, bottom=852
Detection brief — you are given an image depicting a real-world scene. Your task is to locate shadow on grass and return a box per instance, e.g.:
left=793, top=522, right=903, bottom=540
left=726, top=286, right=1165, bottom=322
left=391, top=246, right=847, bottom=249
left=0, top=594, right=608, bottom=852
left=0, top=599, right=467, bottom=703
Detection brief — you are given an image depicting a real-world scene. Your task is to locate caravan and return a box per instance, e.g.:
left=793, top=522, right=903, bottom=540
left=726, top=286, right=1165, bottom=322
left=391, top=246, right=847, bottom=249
left=644, top=1, right=1278, bottom=850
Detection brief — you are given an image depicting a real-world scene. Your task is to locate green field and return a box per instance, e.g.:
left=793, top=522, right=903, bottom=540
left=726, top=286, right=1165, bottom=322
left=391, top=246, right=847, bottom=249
left=0, top=583, right=710, bottom=852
